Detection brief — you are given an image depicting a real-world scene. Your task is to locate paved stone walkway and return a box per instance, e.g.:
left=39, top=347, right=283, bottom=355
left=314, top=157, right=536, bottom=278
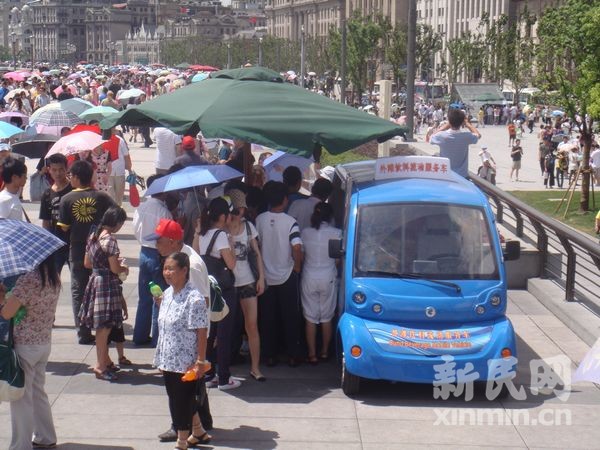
left=2, top=128, right=598, bottom=449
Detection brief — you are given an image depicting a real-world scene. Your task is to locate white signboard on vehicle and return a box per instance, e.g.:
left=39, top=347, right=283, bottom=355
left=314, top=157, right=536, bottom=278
left=375, top=156, right=453, bottom=181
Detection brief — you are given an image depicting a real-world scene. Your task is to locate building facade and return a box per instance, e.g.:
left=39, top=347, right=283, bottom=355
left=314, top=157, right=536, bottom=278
left=121, top=23, right=164, bottom=65
left=415, top=0, right=560, bottom=82
left=265, top=0, right=408, bottom=40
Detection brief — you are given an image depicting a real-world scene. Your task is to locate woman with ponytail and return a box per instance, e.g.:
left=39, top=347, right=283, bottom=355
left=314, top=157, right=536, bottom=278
left=193, top=196, right=241, bottom=390
left=79, top=206, right=129, bottom=381
left=300, top=202, right=341, bottom=364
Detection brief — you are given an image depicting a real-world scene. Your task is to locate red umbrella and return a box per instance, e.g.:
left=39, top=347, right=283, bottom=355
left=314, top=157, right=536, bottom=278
left=190, top=65, right=219, bottom=72
left=68, top=124, right=101, bottom=135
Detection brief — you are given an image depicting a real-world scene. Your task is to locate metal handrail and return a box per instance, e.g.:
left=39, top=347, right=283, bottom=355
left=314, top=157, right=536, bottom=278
left=469, top=173, right=600, bottom=311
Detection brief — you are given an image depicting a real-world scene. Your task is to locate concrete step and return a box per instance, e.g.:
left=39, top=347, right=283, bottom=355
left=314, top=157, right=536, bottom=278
left=527, top=277, right=600, bottom=346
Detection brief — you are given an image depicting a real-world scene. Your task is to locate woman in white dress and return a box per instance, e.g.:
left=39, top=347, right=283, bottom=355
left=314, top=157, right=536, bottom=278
left=300, top=202, right=341, bottom=364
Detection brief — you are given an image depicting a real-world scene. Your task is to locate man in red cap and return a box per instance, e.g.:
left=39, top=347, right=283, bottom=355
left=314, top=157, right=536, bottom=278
left=173, top=136, right=209, bottom=168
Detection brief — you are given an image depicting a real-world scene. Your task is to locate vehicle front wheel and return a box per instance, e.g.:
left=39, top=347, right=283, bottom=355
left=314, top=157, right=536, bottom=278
left=341, top=354, right=360, bottom=396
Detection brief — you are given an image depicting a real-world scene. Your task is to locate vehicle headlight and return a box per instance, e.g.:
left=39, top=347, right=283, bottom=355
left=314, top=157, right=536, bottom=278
left=352, top=291, right=366, bottom=304
left=490, top=294, right=502, bottom=306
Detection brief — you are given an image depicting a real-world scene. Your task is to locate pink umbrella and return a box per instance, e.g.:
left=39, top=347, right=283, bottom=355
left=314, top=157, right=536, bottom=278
left=166, top=74, right=178, bottom=81
left=3, top=72, right=27, bottom=82
left=45, top=130, right=106, bottom=157
left=53, top=85, right=78, bottom=97
left=0, top=111, right=29, bottom=127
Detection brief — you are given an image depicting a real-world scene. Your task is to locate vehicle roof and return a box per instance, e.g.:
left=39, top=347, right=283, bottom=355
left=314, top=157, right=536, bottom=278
left=336, top=160, right=488, bottom=207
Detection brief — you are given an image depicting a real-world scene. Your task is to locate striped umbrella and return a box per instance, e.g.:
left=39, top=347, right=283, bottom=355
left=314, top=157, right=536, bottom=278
left=0, top=219, right=66, bottom=279
left=30, top=109, right=84, bottom=128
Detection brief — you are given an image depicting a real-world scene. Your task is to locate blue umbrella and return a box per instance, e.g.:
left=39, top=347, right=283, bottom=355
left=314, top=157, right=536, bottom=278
left=144, top=165, right=243, bottom=196
left=0, top=121, right=24, bottom=139
left=552, top=110, right=564, bottom=117
left=191, top=72, right=210, bottom=83
left=263, top=150, right=313, bottom=182
left=0, top=219, right=66, bottom=279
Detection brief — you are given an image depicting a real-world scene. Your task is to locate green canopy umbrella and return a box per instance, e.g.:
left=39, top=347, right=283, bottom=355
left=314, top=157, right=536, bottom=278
left=101, top=67, right=406, bottom=157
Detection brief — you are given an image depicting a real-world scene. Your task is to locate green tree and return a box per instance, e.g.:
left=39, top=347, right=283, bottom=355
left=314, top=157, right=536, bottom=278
left=536, top=0, right=600, bottom=212
left=385, top=24, right=407, bottom=97
left=481, top=10, right=536, bottom=103
left=415, top=24, right=443, bottom=81
left=345, top=11, right=385, bottom=103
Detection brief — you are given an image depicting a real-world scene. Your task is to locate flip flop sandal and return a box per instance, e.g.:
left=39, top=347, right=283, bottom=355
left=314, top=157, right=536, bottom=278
left=119, top=356, right=133, bottom=365
left=187, top=432, right=211, bottom=446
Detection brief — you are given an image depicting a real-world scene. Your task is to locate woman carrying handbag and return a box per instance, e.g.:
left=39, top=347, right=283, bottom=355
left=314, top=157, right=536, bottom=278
left=0, top=253, right=61, bottom=450
left=194, top=197, right=241, bottom=391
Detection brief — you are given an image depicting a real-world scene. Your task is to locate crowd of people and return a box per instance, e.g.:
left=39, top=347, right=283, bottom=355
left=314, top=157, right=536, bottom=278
left=3, top=63, right=600, bottom=448
left=0, top=95, right=343, bottom=448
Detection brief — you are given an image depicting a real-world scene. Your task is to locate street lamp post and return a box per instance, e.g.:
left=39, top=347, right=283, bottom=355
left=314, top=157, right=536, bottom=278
left=338, top=0, right=347, bottom=104
left=258, top=37, right=263, bottom=66
left=10, top=32, right=17, bottom=69
left=227, top=43, right=231, bottom=69
left=300, top=24, right=305, bottom=88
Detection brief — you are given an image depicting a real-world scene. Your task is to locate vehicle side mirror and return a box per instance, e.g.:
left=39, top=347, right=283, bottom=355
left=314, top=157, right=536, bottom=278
left=503, top=240, right=520, bottom=261
left=329, top=238, right=344, bottom=259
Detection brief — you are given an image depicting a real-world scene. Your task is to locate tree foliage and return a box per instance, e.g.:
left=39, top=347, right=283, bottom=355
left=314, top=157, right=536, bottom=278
left=415, top=24, right=442, bottom=80
left=536, top=0, right=600, bottom=212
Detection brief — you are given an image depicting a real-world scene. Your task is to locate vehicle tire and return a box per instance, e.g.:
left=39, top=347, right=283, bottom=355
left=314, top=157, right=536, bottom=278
left=341, top=354, right=360, bottom=396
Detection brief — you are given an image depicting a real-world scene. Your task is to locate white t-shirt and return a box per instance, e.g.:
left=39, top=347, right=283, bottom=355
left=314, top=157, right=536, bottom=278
left=154, top=127, right=182, bottom=170
left=231, top=220, right=259, bottom=287
left=256, top=211, right=302, bottom=286
left=301, top=223, right=341, bottom=279
left=132, top=197, right=172, bottom=248
left=199, top=228, right=230, bottom=259
left=590, top=149, right=600, bottom=168
left=288, top=196, right=320, bottom=231
left=181, top=244, right=210, bottom=298
left=110, top=135, right=130, bottom=176
left=0, top=190, right=23, bottom=220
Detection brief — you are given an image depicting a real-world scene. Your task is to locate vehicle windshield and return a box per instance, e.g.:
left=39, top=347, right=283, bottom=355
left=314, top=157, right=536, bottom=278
left=354, top=203, right=499, bottom=280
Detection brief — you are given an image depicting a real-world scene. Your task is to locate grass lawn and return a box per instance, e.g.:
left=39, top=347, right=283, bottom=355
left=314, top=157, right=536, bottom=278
left=320, top=148, right=370, bottom=167
left=507, top=190, right=600, bottom=238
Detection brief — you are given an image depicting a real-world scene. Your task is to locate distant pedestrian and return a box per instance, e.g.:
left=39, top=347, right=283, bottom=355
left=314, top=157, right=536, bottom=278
left=544, top=151, right=556, bottom=189
left=510, top=140, right=523, bottom=181
left=555, top=148, right=568, bottom=188
left=590, top=143, right=600, bottom=187
left=478, top=146, right=496, bottom=184
left=507, top=122, right=517, bottom=147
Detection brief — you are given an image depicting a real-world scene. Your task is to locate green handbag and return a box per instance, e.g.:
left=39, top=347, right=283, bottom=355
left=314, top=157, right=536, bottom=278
left=0, top=319, right=25, bottom=402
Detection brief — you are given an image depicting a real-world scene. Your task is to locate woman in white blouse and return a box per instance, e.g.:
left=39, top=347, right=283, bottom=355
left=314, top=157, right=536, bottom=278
left=300, top=202, right=341, bottom=364
left=154, top=252, right=210, bottom=450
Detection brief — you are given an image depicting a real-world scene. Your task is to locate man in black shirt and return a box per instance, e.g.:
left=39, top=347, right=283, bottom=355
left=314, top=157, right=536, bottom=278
left=58, top=160, right=115, bottom=344
left=39, top=154, right=72, bottom=274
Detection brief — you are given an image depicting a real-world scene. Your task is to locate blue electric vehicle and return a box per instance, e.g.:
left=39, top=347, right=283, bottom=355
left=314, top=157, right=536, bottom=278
left=329, top=156, right=520, bottom=395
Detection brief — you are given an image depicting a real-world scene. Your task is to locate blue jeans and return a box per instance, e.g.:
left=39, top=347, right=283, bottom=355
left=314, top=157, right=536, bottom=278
left=133, top=247, right=165, bottom=346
